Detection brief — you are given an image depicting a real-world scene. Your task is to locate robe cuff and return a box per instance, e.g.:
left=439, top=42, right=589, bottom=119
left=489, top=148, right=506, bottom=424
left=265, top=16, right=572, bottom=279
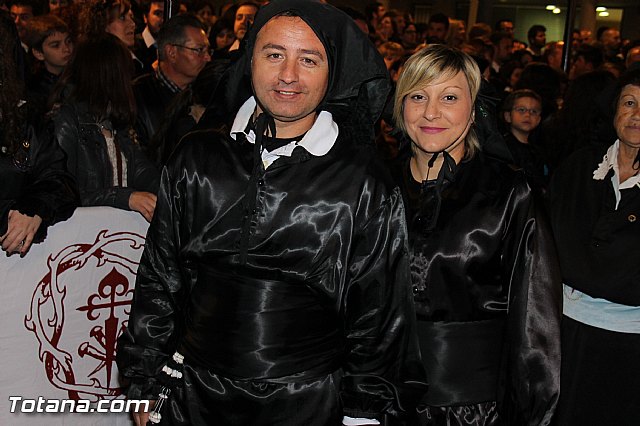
left=343, top=416, right=380, bottom=425
left=126, top=377, right=164, bottom=401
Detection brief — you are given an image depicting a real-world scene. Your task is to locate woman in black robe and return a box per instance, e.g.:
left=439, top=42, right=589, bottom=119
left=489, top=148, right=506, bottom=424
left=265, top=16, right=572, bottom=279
left=392, top=45, right=561, bottom=425
left=0, top=10, right=78, bottom=255
left=550, top=69, right=640, bottom=426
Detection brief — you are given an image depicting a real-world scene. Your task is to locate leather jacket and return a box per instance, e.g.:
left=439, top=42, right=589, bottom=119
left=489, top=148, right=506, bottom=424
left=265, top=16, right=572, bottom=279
left=133, top=71, right=177, bottom=156
left=52, top=101, right=160, bottom=210
left=1, top=120, right=78, bottom=241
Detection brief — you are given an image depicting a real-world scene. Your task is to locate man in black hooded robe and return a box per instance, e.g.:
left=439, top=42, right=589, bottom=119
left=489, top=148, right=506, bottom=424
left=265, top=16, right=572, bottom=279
left=116, top=1, right=427, bottom=425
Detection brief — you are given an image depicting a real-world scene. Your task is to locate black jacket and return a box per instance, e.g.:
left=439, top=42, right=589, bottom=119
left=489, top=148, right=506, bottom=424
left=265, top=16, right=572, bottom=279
left=133, top=71, right=177, bottom=154
left=133, top=34, right=157, bottom=76
left=52, top=101, right=159, bottom=210
left=1, top=120, right=78, bottom=241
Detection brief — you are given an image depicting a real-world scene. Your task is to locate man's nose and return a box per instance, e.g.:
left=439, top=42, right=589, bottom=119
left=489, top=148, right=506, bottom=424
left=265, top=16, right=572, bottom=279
left=278, top=59, right=298, bottom=84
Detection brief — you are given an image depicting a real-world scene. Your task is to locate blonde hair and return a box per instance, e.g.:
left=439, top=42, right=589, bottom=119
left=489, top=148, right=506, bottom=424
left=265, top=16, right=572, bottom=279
left=393, top=44, right=482, bottom=157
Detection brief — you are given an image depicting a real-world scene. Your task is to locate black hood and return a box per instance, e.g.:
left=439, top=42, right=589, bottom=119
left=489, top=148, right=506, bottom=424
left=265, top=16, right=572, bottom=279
left=205, top=0, right=389, bottom=133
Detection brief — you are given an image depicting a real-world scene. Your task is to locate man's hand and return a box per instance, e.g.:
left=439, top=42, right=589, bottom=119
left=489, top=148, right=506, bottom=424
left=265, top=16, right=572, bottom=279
left=133, top=399, right=155, bottom=426
left=0, top=210, right=42, bottom=255
left=129, top=191, right=157, bottom=222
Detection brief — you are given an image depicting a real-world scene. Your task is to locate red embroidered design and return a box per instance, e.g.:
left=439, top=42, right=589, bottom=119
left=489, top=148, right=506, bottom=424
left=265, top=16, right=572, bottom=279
left=24, top=230, right=145, bottom=401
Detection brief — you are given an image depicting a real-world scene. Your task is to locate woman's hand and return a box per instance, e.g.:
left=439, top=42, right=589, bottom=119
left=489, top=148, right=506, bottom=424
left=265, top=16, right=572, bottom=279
left=129, top=191, right=157, bottom=222
left=0, top=210, right=43, bottom=255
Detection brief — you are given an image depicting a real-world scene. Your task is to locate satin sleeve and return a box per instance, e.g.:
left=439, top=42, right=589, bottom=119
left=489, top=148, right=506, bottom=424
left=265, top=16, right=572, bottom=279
left=499, top=180, right=561, bottom=425
left=116, top=163, right=185, bottom=400
left=341, top=186, right=428, bottom=421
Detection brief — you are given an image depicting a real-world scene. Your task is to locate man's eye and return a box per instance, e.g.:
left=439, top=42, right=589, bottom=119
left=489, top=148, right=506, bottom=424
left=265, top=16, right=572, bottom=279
left=443, top=95, right=457, bottom=101
left=301, top=57, right=317, bottom=66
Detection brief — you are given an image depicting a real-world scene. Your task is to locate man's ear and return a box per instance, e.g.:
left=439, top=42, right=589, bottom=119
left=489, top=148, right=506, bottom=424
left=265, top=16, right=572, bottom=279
left=32, top=48, right=45, bottom=62
left=503, top=110, right=512, bottom=124
left=164, top=44, right=177, bottom=62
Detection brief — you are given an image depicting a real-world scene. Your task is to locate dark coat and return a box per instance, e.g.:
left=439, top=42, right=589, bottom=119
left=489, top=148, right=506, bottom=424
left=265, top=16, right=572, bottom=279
left=133, top=34, right=157, bottom=75
left=0, top=120, right=78, bottom=241
left=133, top=71, right=178, bottom=152
left=52, top=101, right=159, bottom=210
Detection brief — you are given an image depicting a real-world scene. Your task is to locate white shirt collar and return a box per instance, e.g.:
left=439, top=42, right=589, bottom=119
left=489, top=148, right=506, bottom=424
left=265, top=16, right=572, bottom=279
left=142, top=27, right=156, bottom=48
left=230, top=96, right=339, bottom=160
left=228, top=39, right=241, bottom=52
left=593, top=139, right=640, bottom=209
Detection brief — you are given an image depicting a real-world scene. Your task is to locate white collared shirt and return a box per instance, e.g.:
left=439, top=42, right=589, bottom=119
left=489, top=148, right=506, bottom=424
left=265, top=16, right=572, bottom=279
left=230, top=97, right=339, bottom=168
left=228, top=39, right=241, bottom=52
left=593, top=139, right=640, bottom=209
left=142, top=26, right=156, bottom=48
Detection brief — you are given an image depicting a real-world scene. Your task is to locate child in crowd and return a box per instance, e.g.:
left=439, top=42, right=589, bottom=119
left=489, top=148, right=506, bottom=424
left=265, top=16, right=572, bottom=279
left=25, top=14, right=73, bottom=117
left=502, top=89, right=548, bottom=189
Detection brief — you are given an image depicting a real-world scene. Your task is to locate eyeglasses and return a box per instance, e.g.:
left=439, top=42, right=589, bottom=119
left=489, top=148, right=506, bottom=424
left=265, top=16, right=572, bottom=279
left=171, top=44, right=213, bottom=57
left=512, top=106, right=541, bottom=116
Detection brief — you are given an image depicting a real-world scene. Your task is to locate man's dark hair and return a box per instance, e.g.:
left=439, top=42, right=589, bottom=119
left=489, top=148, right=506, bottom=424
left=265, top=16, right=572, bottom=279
left=576, top=44, right=604, bottom=69
left=527, top=24, right=546, bottom=41
left=495, top=19, right=513, bottom=32
left=7, top=0, right=46, bottom=16
left=364, top=2, right=383, bottom=21
left=157, top=14, right=207, bottom=61
left=25, top=14, right=68, bottom=51
left=428, top=12, right=449, bottom=31
left=219, top=1, right=257, bottom=26
left=235, top=1, right=258, bottom=13
left=139, top=0, right=163, bottom=16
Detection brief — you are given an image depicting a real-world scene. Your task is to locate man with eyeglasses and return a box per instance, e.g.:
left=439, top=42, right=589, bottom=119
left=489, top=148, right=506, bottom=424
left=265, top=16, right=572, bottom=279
left=133, top=14, right=211, bottom=164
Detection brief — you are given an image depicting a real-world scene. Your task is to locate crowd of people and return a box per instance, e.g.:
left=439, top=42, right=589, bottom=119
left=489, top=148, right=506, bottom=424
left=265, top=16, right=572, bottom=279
left=1, top=0, right=639, bottom=425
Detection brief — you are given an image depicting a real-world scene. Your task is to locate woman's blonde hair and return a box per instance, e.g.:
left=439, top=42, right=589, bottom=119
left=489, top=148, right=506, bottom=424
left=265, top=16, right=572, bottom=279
left=393, top=44, right=482, bottom=157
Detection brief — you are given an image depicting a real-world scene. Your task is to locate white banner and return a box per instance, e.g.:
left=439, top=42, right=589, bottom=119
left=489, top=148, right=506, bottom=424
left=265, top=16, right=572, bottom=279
left=0, top=207, right=149, bottom=425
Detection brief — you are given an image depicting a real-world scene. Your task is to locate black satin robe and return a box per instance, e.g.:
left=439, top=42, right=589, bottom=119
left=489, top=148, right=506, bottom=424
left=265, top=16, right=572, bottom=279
left=393, top=152, right=561, bottom=425
left=117, top=125, right=427, bottom=424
